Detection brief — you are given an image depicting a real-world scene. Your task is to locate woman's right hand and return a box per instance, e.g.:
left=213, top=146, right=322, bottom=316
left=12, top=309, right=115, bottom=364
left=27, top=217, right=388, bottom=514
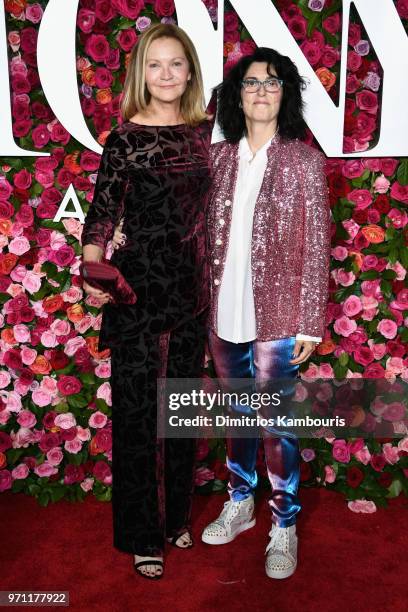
left=82, top=279, right=112, bottom=304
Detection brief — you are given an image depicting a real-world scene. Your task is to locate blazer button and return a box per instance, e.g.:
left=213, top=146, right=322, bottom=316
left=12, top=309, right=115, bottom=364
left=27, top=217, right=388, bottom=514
left=214, top=279, right=220, bottom=285
left=214, top=259, right=220, bottom=265
left=219, top=218, right=225, bottom=226
left=225, top=199, right=232, bottom=206
left=215, top=238, right=222, bottom=245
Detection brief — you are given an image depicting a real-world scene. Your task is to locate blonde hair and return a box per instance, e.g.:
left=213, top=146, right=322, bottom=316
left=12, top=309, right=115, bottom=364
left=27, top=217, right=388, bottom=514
left=121, top=24, right=207, bottom=127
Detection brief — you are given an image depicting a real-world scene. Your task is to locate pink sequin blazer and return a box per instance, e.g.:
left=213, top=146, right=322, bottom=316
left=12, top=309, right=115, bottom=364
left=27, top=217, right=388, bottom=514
left=207, top=134, right=331, bottom=341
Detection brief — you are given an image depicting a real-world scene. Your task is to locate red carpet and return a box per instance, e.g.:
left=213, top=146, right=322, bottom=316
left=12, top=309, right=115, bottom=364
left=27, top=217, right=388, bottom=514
left=0, top=488, right=407, bottom=612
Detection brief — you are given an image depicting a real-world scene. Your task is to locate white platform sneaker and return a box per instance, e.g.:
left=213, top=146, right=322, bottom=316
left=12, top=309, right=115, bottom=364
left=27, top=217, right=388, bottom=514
left=201, top=496, right=256, bottom=545
left=265, top=523, right=298, bottom=579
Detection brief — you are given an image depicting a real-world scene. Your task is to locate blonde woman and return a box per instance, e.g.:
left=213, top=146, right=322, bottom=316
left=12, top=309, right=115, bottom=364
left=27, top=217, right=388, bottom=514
left=81, top=24, right=214, bottom=579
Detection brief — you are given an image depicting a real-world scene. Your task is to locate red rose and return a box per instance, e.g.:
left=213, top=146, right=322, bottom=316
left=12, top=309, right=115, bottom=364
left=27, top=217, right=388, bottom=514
left=80, top=151, right=100, bottom=172
left=32, top=101, right=52, bottom=120
left=287, top=15, right=307, bottom=40
left=323, top=13, right=341, bottom=34
left=57, top=375, right=82, bottom=396
left=95, top=0, right=117, bottom=22
left=15, top=203, right=34, bottom=227
left=12, top=95, right=30, bottom=120
left=4, top=348, right=22, bottom=371
left=380, top=158, right=399, bottom=177
left=49, top=350, right=70, bottom=370
left=0, top=276, right=12, bottom=292
left=347, top=51, right=362, bottom=72
left=154, top=0, right=175, bottom=17
left=11, top=74, right=30, bottom=95
left=13, top=169, right=32, bottom=190
left=0, top=432, right=12, bottom=453
left=93, top=460, right=112, bottom=482
left=94, top=429, right=112, bottom=452
left=85, top=34, right=110, bottom=62
left=94, top=67, right=113, bottom=88
left=64, top=464, right=86, bottom=485
left=51, top=123, right=71, bottom=145
left=348, top=23, right=361, bottom=46
left=300, top=40, right=322, bottom=66
left=105, top=48, right=120, bottom=71
left=386, top=341, right=405, bottom=358
left=354, top=112, right=376, bottom=139
left=0, top=253, right=18, bottom=275
left=364, top=363, right=385, bottom=378
left=52, top=244, right=76, bottom=267
left=321, top=44, right=338, bottom=69
left=20, top=27, right=37, bottom=53
left=57, top=168, right=75, bottom=189
left=353, top=347, right=375, bottom=366
left=346, top=466, right=364, bottom=488
left=77, top=8, right=96, bottom=33
left=352, top=208, right=368, bottom=224
left=373, top=194, right=390, bottom=214
left=32, top=124, right=50, bottom=148
left=378, top=472, right=393, bottom=488
left=111, top=0, right=145, bottom=19
left=41, top=187, right=62, bottom=206
left=13, top=119, right=32, bottom=137
left=73, top=176, right=91, bottom=191
left=0, top=200, right=15, bottom=219
left=36, top=202, right=58, bottom=219
left=370, top=454, right=386, bottom=472
left=116, top=28, right=137, bottom=53
left=35, top=157, right=58, bottom=172
left=328, top=174, right=351, bottom=198
left=19, top=368, right=34, bottom=386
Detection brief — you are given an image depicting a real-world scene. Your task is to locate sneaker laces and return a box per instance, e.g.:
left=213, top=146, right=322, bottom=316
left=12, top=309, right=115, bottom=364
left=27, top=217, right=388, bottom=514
left=212, top=500, right=235, bottom=528
left=265, top=526, right=289, bottom=555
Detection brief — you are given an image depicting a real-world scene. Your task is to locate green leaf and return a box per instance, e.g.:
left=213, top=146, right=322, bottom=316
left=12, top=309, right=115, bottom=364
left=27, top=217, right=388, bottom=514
left=397, top=159, right=408, bottom=185
left=67, top=394, right=89, bottom=409
left=359, top=270, right=379, bottom=280
left=339, top=352, right=349, bottom=366
left=380, top=279, right=392, bottom=299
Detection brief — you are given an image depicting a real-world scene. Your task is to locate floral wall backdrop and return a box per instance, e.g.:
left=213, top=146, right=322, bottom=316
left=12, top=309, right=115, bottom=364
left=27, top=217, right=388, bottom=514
left=0, top=0, right=407, bottom=511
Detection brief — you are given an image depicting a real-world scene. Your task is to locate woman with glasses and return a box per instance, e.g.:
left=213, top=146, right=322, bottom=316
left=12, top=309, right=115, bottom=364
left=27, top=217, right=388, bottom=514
left=81, top=24, right=214, bottom=580
left=200, top=47, right=330, bottom=579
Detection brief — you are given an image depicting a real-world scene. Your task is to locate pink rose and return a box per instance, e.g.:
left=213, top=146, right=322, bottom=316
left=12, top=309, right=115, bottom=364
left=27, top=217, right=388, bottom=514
left=319, top=363, right=334, bottom=378
left=16, top=410, right=36, bottom=428
left=64, top=438, right=83, bottom=454
left=331, top=246, right=348, bottom=261
left=382, top=401, right=405, bottom=421
left=94, top=67, right=113, bottom=89
left=64, top=336, right=87, bottom=356
left=89, top=411, right=108, bottom=429
left=333, top=268, right=355, bottom=286
left=301, top=363, right=319, bottom=380
left=343, top=295, right=362, bottom=317
left=348, top=188, right=372, bottom=210
left=373, top=175, right=390, bottom=194
left=354, top=446, right=371, bottom=465
left=356, top=90, right=378, bottom=114
left=32, top=389, right=52, bottom=407
left=347, top=51, right=362, bottom=72
left=21, top=346, right=37, bottom=365
left=54, top=412, right=77, bottom=429
left=34, top=462, right=58, bottom=478
left=26, top=3, right=43, bottom=23
left=324, top=465, right=336, bottom=483
left=12, top=463, right=29, bottom=479
left=40, top=330, right=58, bottom=348
left=364, top=363, right=385, bottom=378
left=332, top=440, right=351, bottom=463
left=47, top=447, right=64, bottom=465
left=13, top=324, right=31, bottom=343
left=96, top=382, right=112, bottom=406
left=80, top=478, right=95, bottom=492
left=348, top=500, right=376, bottom=513
left=342, top=160, right=365, bottom=179
left=391, top=288, right=408, bottom=310
left=387, top=208, right=408, bottom=229
left=334, top=315, right=358, bottom=337
left=22, top=271, right=41, bottom=294
left=13, top=168, right=32, bottom=190
left=377, top=319, right=398, bottom=340
left=391, top=181, right=408, bottom=204
left=0, top=371, right=11, bottom=389
left=322, top=13, right=341, bottom=34
left=95, top=362, right=111, bottom=378
left=8, top=31, right=20, bottom=52
left=8, top=236, right=30, bottom=256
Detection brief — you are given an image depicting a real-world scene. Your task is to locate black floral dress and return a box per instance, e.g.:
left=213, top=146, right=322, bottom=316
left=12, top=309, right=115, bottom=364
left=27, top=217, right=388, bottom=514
left=81, top=119, right=213, bottom=556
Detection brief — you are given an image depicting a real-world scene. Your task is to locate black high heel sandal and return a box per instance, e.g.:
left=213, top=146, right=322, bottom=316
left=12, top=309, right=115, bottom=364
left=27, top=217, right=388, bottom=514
left=166, top=531, right=194, bottom=549
left=134, top=559, right=164, bottom=580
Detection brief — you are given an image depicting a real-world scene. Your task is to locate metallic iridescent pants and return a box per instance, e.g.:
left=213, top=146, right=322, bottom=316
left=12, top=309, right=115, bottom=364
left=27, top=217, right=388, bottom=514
left=208, top=330, right=301, bottom=528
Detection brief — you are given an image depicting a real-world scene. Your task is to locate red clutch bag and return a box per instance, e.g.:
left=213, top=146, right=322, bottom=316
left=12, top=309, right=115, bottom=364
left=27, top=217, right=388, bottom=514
left=80, top=260, right=137, bottom=305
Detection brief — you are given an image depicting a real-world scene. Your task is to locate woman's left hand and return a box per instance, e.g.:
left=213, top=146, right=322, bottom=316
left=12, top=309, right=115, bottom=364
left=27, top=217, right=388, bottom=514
left=289, top=340, right=317, bottom=365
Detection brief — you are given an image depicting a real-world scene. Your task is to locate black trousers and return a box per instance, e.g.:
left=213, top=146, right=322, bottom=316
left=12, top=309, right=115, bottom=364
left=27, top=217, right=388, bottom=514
left=109, top=311, right=207, bottom=556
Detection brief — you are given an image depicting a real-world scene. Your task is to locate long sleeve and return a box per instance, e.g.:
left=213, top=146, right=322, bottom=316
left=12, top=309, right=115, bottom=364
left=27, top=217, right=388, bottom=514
left=297, top=150, right=331, bottom=338
left=81, top=130, right=128, bottom=252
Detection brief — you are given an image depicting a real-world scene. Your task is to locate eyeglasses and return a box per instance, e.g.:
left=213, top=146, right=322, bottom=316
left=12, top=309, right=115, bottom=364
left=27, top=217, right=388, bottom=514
left=241, top=77, right=284, bottom=93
